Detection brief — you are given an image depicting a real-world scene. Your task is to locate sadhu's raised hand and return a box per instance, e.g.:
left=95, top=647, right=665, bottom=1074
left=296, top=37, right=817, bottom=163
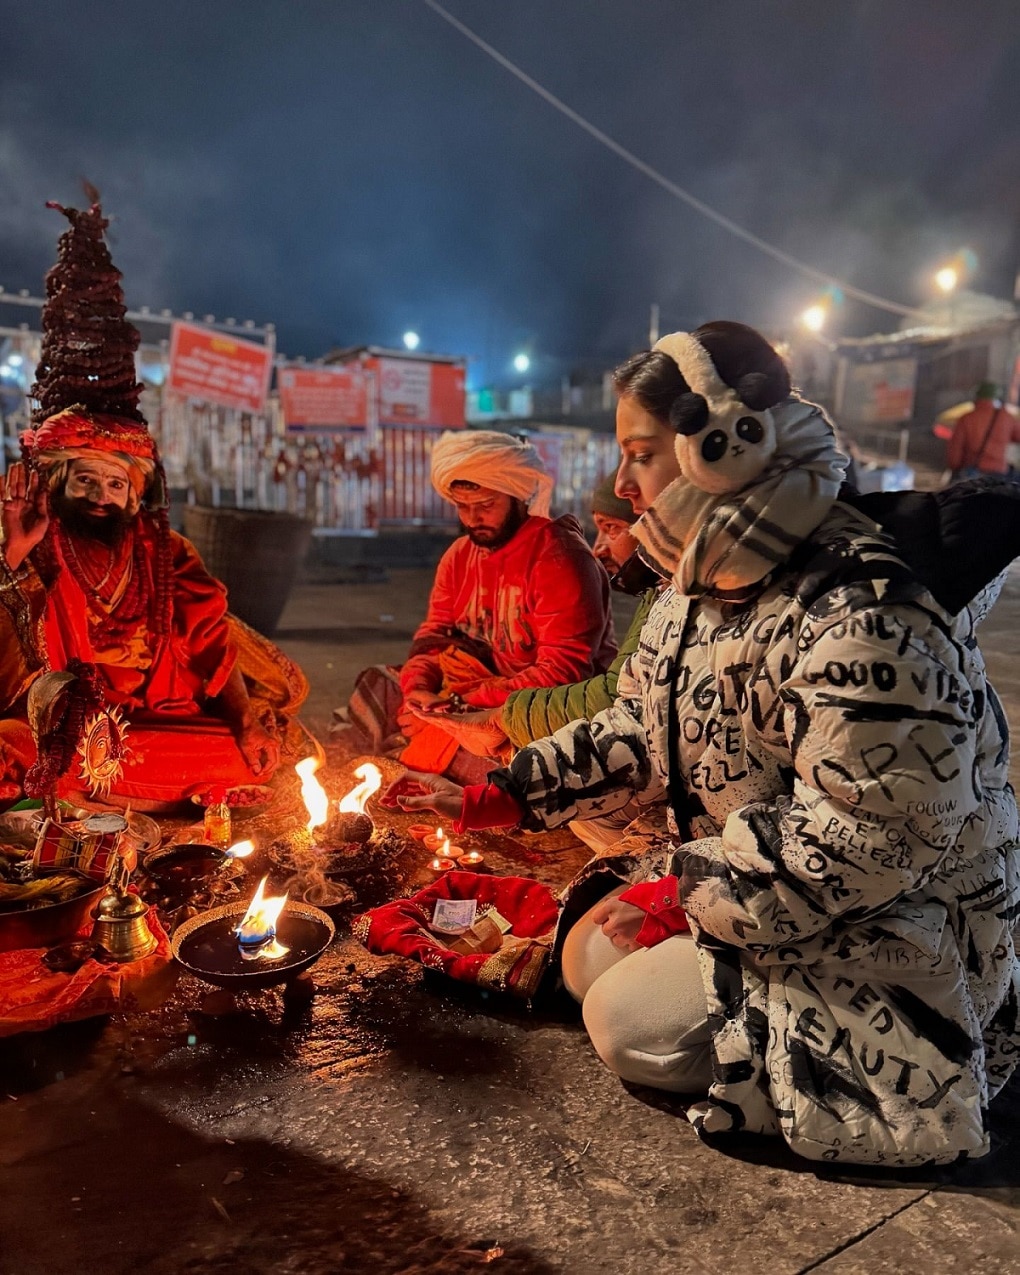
left=0, top=463, right=50, bottom=571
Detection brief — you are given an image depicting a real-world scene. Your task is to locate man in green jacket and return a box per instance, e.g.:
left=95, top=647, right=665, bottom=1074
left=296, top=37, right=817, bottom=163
left=501, top=476, right=655, bottom=748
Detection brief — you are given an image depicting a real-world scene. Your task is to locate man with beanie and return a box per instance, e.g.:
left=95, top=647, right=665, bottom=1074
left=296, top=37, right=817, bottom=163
left=945, top=381, right=1020, bottom=479
left=337, top=431, right=615, bottom=777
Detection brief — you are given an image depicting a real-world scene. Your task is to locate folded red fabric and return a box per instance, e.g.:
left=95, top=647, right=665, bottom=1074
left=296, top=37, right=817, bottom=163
left=353, top=870, right=557, bottom=999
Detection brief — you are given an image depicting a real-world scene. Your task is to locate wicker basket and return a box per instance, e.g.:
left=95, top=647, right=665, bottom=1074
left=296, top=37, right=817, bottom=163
left=182, top=507, right=313, bottom=636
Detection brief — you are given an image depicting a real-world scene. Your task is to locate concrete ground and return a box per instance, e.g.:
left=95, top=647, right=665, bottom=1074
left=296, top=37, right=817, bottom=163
left=1, top=557, right=1019, bottom=1275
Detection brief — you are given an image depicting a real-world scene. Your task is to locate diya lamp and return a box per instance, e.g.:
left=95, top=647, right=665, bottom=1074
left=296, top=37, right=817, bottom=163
left=457, top=849, right=485, bottom=869
left=170, top=872, right=335, bottom=994
left=428, top=832, right=466, bottom=875
left=437, top=832, right=464, bottom=861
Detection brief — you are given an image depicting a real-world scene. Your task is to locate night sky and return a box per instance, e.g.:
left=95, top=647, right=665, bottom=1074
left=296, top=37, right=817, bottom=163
left=1, top=0, right=1017, bottom=386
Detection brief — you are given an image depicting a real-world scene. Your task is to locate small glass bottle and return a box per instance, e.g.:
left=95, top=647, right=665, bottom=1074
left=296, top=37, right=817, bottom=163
left=203, top=787, right=232, bottom=849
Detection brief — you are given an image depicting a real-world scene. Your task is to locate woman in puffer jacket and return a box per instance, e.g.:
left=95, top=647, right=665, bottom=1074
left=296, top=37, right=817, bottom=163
left=393, top=321, right=1020, bottom=1169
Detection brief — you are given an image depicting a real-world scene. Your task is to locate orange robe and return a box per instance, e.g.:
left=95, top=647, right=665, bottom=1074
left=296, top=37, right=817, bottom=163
left=0, top=515, right=308, bottom=806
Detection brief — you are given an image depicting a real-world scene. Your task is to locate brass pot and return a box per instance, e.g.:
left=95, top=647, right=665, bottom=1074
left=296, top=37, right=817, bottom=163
left=90, top=890, right=158, bottom=962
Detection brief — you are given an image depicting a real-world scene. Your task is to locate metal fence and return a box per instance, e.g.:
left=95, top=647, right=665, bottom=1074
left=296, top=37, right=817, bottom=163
left=3, top=305, right=623, bottom=532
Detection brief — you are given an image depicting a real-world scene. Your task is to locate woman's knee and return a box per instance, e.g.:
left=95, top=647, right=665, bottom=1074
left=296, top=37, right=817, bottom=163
left=579, top=941, right=714, bottom=1093
left=560, top=886, right=631, bottom=1003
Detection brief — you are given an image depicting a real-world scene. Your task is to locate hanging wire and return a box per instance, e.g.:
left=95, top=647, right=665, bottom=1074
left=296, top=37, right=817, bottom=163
left=422, top=0, right=918, bottom=318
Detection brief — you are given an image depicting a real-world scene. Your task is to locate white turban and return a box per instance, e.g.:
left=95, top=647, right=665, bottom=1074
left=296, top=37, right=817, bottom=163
left=430, top=430, right=554, bottom=519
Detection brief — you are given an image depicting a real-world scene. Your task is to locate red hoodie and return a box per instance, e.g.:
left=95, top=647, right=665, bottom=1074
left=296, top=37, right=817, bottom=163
left=400, top=515, right=616, bottom=709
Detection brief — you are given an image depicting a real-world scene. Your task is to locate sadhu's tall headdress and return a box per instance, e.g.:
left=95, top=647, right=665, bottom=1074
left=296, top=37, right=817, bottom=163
left=22, top=194, right=173, bottom=635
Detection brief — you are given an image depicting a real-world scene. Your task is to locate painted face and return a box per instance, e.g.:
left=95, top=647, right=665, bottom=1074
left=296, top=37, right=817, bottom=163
left=672, top=398, right=777, bottom=495
left=614, top=395, right=683, bottom=516
left=592, top=513, right=637, bottom=570
left=450, top=485, right=527, bottom=549
left=64, top=457, right=133, bottom=512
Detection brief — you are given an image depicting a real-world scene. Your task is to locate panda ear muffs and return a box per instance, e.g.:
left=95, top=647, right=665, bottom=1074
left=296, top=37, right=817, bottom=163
left=735, top=369, right=790, bottom=412
left=669, top=392, right=710, bottom=436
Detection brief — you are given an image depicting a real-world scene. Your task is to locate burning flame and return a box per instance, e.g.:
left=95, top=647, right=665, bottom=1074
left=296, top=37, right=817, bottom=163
left=226, top=839, right=255, bottom=859
left=337, top=763, right=382, bottom=815
left=296, top=756, right=329, bottom=833
left=235, top=875, right=290, bottom=961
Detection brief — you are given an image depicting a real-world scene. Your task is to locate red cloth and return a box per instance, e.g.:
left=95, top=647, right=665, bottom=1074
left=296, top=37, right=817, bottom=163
left=0, top=516, right=268, bottom=804
left=44, top=521, right=236, bottom=713
left=946, top=400, right=1020, bottom=475
left=0, top=905, right=175, bottom=1037
left=454, top=782, right=523, bottom=835
left=399, top=515, right=616, bottom=708
left=353, top=871, right=558, bottom=999
left=618, top=876, right=690, bottom=947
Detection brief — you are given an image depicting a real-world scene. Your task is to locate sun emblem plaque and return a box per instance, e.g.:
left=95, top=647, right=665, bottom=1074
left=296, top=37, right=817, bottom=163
left=77, top=707, right=128, bottom=798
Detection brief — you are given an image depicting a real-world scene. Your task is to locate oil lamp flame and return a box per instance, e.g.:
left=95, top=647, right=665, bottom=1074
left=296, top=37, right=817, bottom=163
left=235, top=875, right=290, bottom=960
left=337, top=763, right=382, bottom=816
left=225, top=839, right=255, bottom=859
left=296, top=756, right=329, bottom=833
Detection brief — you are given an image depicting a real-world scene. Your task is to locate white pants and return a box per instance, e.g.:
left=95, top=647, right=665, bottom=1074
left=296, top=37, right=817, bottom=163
left=561, top=886, right=713, bottom=1093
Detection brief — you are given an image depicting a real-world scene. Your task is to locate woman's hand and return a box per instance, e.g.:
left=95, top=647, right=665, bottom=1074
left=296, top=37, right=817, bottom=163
left=0, top=463, right=50, bottom=571
left=590, top=896, right=645, bottom=952
left=380, top=769, right=464, bottom=823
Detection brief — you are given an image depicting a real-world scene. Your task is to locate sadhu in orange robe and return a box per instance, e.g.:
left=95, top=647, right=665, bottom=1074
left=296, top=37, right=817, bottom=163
left=0, top=512, right=308, bottom=807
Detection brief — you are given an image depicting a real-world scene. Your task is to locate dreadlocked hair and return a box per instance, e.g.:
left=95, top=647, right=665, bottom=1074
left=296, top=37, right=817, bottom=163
left=151, top=504, right=173, bottom=637
left=30, top=199, right=145, bottom=426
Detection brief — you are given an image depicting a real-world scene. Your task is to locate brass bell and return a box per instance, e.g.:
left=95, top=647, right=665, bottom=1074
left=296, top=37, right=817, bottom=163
left=90, top=888, right=158, bottom=962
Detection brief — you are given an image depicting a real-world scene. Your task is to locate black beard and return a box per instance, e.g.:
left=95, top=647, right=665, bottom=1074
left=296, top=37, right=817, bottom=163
left=52, top=491, right=133, bottom=547
left=464, top=500, right=529, bottom=550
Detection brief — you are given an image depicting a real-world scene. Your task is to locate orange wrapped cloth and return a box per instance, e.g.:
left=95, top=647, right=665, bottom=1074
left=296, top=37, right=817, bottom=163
left=0, top=905, right=174, bottom=1037
left=0, top=519, right=309, bottom=806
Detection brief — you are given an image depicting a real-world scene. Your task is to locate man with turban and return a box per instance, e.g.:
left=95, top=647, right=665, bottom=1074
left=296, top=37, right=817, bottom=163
left=0, top=199, right=308, bottom=809
left=337, top=430, right=615, bottom=776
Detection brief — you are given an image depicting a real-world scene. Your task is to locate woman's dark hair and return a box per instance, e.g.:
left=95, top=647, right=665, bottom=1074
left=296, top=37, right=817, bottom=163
left=612, top=350, right=688, bottom=424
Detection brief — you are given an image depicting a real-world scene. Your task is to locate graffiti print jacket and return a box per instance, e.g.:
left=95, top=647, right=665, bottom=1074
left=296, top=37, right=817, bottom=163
left=497, top=501, right=1020, bottom=1167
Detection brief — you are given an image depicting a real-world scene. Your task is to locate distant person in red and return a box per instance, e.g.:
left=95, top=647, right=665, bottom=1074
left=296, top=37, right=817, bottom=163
left=336, top=430, right=616, bottom=777
left=945, top=381, right=1020, bottom=479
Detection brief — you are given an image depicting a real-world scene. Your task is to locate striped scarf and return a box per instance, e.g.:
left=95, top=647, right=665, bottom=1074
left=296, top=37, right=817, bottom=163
left=633, top=397, right=848, bottom=595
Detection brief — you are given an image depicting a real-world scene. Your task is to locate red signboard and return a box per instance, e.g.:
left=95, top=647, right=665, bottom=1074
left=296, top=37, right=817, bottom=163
left=369, top=356, right=465, bottom=428
left=279, top=365, right=369, bottom=431
left=167, top=322, right=273, bottom=414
